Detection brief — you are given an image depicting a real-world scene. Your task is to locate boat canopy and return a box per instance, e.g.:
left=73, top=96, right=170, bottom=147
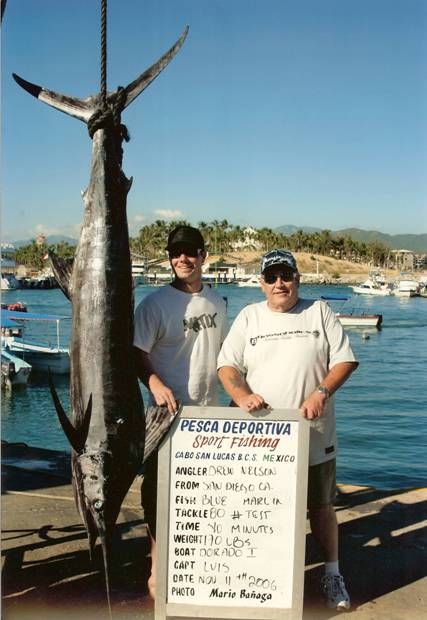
left=1, top=317, right=20, bottom=328
left=2, top=310, right=70, bottom=323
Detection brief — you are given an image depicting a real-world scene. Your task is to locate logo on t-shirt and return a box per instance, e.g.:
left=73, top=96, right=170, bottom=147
left=183, top=313, right=218, bottom=333
left=249, top=330, right=320, bottom=346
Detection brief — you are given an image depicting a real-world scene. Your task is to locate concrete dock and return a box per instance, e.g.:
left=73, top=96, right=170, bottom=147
left=1, top=442, right=426, bottom=619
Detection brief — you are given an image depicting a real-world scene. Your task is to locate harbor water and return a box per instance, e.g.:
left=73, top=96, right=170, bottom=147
left=2, top=284, right=426, bottom=491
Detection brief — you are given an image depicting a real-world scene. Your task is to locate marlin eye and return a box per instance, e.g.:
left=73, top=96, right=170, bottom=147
left=93, top=500, right=103, bottom=511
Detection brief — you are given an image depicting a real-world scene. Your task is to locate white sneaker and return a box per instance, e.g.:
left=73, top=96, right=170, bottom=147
left=321, top=574, right=351, bottom=610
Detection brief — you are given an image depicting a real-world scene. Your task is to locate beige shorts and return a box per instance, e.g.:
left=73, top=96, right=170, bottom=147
left=307, top=458, right=336, bottom=509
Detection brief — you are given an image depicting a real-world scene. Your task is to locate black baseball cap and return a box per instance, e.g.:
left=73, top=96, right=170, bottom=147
left=166, top=226, right=205, bottom=251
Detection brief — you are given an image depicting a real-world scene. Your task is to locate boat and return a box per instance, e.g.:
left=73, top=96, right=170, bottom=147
left=1, top=349, right=32, bottom=388
left=335, top=312, right=382, bottom=328
left=1, top=316, right=32, bottom=387
left=321, top=296, right=382, bottom=329
left=351, top=274, right=391, bottom=296
left=1, top=273, right=20, bottom=291
left=1, top=310, right=70, bottom=374
left=236, top=275, right=260, bottom=287
left=391, top=274, right=420, bottom=298
left=1, top=301, right=27, bottom=312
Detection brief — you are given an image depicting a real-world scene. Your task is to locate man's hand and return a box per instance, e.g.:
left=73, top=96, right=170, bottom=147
left=148, top=374, right=177, bottom=414
left=300, top=391, right=328, bottom=420
left=218, top=366, right=270, bottom=413
left=235, top=392, right=270, bottom=413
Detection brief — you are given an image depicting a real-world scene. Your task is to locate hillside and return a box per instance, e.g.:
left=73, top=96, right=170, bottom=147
left=205, top=250, right=400, bottom=282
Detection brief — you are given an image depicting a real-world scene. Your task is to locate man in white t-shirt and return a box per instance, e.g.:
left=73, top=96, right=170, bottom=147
left=133, top=225, right=227, bottom=598
left=217, top=249, right=358, bottom=611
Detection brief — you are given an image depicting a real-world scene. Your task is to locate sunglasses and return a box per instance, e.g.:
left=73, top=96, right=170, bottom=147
left=263, top=270, right=296, bottom=284
left=168, top=246, right=201, bottom=259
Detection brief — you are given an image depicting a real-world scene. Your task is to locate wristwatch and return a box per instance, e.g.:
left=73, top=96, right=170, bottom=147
left=317, top=385, right=331, bottom=398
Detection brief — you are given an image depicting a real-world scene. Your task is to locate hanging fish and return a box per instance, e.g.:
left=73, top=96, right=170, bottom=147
left=13, top=25, right=188, bottom=607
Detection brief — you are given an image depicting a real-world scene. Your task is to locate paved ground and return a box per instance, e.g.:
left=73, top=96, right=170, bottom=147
left=1, top=442, right=426, bottom=619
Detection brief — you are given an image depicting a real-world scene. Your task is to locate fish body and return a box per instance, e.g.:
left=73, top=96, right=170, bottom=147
left=68, top=123, right=143, bottom=561
left=13, top=27, right=188, bottom=601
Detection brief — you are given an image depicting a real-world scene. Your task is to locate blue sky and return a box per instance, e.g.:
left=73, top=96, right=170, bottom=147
left=2, top=0, right=426, bottom=242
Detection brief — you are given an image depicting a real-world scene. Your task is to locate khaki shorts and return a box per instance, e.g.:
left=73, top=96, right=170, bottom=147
left=307, top=458, right=336, bottom=509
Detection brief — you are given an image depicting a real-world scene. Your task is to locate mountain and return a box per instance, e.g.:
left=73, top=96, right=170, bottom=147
left=275, top=225, right=427, bottom=253
left=12, top=235, right=78, bottom=248
left=275, top=225, right=322, bottom=236
left=335, top=229, right=427, bottom=253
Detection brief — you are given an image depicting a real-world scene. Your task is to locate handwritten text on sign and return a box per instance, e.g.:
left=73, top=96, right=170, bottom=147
left=167, top=417, right=300, bottom=609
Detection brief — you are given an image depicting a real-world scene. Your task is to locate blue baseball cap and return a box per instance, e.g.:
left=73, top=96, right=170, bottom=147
left=260, top=249, right=298, bottom=274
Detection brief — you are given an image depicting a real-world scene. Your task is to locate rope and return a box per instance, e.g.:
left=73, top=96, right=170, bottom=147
left=87, top=87, right=130, bottom=140
left=100, top=0, right=107, bottom=104
left=87, top=0, right=130, bottom=145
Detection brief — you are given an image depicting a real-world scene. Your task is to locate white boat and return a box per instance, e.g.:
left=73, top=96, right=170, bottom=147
left=321, top=296, right=382, bottom=329
left=392, top=275, right=420, bottom=298
left=1, top=349, right=32, bottom=388
left=1, top=273, right=20, bottom=291
left=236, top=275, right=260, bottom=287
left=1, top=310, right=70, bottom=374
left=335, top=313, right=382, bottom=328
left=351, top=276, right=391, bottom=296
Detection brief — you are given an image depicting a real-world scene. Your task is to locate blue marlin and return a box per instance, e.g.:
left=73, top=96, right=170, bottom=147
left=13, top=27, right=188, bottom=604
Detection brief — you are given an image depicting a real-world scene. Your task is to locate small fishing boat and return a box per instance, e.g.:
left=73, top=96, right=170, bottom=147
left=1, top=310, right=70, bottom=374
left=1, top=349, right=32, bottom=388
left=236, top=275, right=260, bottom=287
left=335, top=312, right=382, bottom=328
left=351, top=275, right=391, bottom=296
left=1, top=273, right=20, bottom=291
left=391, top=274, right=420, bottom=298
left=1, top=316, right=32, bottom=387
left=321, top=296, right=383, bottom=329
left=1, top=301, right=27, bottom=312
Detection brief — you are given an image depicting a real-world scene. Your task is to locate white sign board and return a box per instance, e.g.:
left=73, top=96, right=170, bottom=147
left=155, top=406, right=309, bottom=620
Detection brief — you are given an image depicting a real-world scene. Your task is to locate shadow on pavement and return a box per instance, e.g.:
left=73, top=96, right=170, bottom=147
left=303, top=490, right=427, bottom=617
left=1, top=473, right=425, bottom=619
left=2, top=518, right=151, bottom=619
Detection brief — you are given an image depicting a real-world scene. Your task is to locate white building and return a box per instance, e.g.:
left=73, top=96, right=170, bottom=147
left=231, top=227, right=262, bottom=251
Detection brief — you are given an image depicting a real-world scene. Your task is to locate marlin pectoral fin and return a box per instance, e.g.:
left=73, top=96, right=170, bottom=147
left=12, top=73, right=93, bottom=122
left=122, top=26, right=189, bottom=110
left=143, top=402, right=182, bottom=462
left=48, top=250, right=73, bottom=300
left=48, top=369, right=92, bottom=452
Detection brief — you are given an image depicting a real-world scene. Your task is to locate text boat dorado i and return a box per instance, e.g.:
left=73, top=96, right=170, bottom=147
left=1, top=310, right=70, bottom=374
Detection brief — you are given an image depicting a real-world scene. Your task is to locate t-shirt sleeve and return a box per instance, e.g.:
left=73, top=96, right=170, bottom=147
left=322, top=302, right=358, bottom=368
left=133, top=296, right=160, bottom=353
left=217, top=308, right=247, bottom=374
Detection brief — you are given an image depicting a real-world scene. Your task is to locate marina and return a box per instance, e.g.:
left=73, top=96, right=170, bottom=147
left=1, top=309, right=70, bottom=375
left=1, top=283, right=426, bottom=491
